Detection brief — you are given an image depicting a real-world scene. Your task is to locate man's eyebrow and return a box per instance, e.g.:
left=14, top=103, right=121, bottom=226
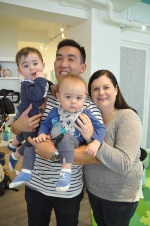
left=56, top=53, right=62, bottom=57
left=67, top=54, right=76, bottom=58
left=56, top=53, right=77, bottom=58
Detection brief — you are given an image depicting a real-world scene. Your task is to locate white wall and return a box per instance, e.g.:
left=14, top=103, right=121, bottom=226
left=90, top=8, right=121, bottom=81
left=69, top=19, right=92, bottom=84
left=120, top=30, right=150, bottom=149
left=0, top=21, right=18, bottom=57
left=68, top=8, right=121, bottom=84
left=18, top=29, right=48, bottom=43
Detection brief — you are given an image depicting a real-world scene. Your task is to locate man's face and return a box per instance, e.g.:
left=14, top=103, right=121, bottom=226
left=54, top=46, right=86, bottom=81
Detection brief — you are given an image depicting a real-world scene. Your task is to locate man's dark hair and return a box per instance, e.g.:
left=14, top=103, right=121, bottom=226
left=57, top=39, right=86, bottom=64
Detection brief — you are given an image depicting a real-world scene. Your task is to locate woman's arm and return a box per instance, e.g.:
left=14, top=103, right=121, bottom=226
left=11, top=104, right=42, bottom=135
left=28, top=137, right=99, bottom=165
left=96, top=110, right=142, bottom=174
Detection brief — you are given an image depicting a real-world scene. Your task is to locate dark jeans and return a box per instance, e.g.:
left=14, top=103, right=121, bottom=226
left=25, top=186, right=83, bottom=226
left=88, top=190, right=138, bottom=226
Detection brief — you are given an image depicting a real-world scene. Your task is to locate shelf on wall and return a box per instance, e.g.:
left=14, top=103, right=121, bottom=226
left=0, top=77, right=20, bottom=80
left=0, top=57, right=15, bottom=62
left=0, top=77, right=19, bottom=80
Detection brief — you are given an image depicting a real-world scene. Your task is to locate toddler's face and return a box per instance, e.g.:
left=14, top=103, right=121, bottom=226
left=18, top=53, right=45, bottom=80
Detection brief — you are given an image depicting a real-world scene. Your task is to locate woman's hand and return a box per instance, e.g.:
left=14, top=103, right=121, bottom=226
left=74, top=113, right=94, bottom=141
left=11, top=104, right=42, bottom=135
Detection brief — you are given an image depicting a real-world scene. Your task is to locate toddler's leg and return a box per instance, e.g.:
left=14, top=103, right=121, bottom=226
left=56, top=133, right=80, bottom=192
left=16, top=133, right=24, bottom=143
left=9, top=131, right=37, bottom=189
left=7, top=134, right=24, bottom=152
left=9, top=143, right=25, bottom=171
left=7, top=137, right=20, bottom=152
left=9, top=145, right=35, bottom=189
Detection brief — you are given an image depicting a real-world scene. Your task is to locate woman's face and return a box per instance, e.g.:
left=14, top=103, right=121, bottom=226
left=90, top=75, right=118, bottom=111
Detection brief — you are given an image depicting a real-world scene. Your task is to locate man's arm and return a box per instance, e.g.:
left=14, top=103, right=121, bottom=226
left=74, top=145, right=99, bottom=165
left=11, top=104, right=42, bottom=135
left=28, top=137, right=99, bottom=165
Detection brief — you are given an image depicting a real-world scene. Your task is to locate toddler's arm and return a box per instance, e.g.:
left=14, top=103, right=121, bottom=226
left=33, top=133, right=50, bottom=143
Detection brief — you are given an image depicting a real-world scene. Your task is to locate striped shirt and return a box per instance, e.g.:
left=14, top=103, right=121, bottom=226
left=26, top=91, right=103, bottom=198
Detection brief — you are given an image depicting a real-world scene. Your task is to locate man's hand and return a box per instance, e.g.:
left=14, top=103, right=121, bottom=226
left=50, top=84, right=58, bottom=98
left=11, top=104, right=42, bottom=135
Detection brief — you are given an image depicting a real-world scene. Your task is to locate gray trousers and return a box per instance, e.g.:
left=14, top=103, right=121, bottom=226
left=57, top=133, right=80, bottom=164
left=17, top=131, right=37, bottom=170
left=13, top=111, right=37, bottom=170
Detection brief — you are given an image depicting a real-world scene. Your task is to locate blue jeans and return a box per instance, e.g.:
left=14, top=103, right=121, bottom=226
left=88, top=190, right=138, bottom=226
left=25, top=186, right=83, bottom=226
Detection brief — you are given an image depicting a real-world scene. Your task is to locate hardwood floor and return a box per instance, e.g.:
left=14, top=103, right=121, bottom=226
left=0, top=146, right=91, bottom=226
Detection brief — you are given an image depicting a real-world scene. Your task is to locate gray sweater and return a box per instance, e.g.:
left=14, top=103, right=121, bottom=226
left=84, top=109, right=143, bottom=202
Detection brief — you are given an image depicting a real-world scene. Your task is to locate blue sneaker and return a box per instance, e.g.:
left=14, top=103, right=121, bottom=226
left=7, top=144, right=16, bottom=152
left=9, top=155, right=18, bottom=171
left=9, top=171, right=32, bottom=189
left=56, top=171, right=71, bottom=192
left=9, top=154, right=18, bottom=171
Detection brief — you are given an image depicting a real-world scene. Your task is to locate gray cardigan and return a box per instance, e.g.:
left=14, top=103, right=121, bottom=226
left=84, top=109, right=143, bottom=202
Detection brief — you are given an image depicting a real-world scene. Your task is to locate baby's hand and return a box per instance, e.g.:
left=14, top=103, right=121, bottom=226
left=33, top=133, right=50, bottom=143
left=84, top=140, right=100, bottom=158
left=35, top=71, right=45, bottom=78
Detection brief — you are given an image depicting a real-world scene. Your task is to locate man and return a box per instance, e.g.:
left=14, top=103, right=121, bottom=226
left=11, top=39, right=101, bottom=226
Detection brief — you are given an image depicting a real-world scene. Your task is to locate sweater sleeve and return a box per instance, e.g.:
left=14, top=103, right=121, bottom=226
left=96, top=109, right=142, bottom=175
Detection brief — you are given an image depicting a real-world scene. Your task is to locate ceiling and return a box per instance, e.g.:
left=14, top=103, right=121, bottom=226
left=0, top=0, right=149, bottom=37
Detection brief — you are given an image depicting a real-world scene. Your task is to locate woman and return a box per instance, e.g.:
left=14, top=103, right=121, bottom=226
left=84, top=69, right=143, bottom=226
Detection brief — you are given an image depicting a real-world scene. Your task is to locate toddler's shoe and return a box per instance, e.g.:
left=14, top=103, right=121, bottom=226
left=7, top=144, right=16, bottom=152
left=9, top=154, right=18, bottom=171
left=9, top=171, right=32, bottom=189
left=56, top=171, right=71, bottom=192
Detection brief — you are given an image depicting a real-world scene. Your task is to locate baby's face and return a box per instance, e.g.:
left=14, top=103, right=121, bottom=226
left=57, top=80, right=87, bottom=113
